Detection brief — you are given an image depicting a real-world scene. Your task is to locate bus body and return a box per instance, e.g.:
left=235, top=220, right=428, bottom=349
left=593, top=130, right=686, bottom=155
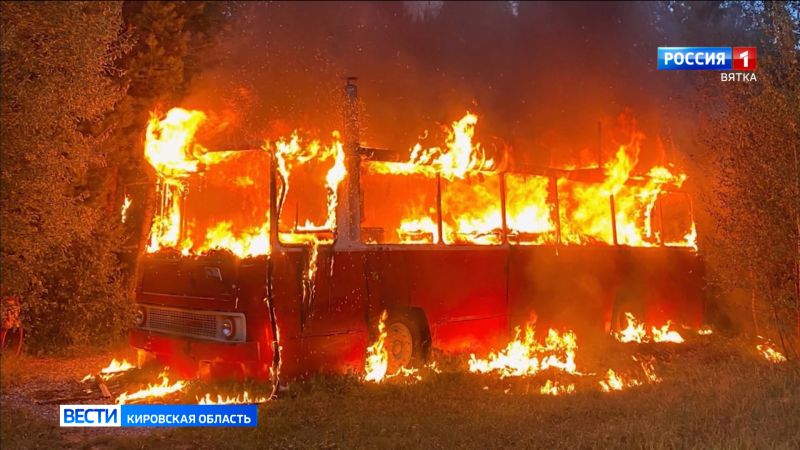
left=130, top=82, right=703, bottom=379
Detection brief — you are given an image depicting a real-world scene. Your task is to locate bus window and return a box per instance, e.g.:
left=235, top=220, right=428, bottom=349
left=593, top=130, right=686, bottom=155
left=277, top=157, right=335, bottom=244
left=182, top=150, right=271, bottom=257
left=442, top=173, right=502, bottom=245
left=613, top=185, right=662, bottom=247
left=361, top=169, right=438, bottom=244
left=557, top=179, right=614, bottom=245
left=505, top=173, right=556, bottom=245
left=659, top=192, right=695, bottom=247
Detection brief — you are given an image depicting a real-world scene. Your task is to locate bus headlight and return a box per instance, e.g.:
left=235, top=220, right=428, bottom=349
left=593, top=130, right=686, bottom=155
left=221, top=318, right=235, bottom=339
left=134, top=306, right=146, bottom=327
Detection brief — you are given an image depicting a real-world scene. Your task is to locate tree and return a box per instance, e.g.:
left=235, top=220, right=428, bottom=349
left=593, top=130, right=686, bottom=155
left=100, top=2, right=233, bottom=288
left=700, top=2, right=800, bottom=352
left=1, top=2, right=130, bottom=349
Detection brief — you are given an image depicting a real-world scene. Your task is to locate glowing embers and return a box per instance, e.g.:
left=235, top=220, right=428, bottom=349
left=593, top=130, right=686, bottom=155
left=115, top=370, right=188, bottom=404
left=756, top=338, right=787, bottom=363
left=468, top=326, right=578, bottom=378
left=614, top=312, right=685, bottom=344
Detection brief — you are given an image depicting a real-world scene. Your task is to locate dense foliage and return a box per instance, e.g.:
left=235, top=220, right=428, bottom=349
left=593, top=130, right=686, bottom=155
left=0, top=1, right=230, bottom=351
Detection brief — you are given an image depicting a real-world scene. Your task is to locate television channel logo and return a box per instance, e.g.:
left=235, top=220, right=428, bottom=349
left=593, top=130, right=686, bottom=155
left=658, top=47, right=756, bottom=71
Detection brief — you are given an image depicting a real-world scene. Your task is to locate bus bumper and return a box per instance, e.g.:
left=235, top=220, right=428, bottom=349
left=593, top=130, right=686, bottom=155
left=129, top=328, right=268, bottom=379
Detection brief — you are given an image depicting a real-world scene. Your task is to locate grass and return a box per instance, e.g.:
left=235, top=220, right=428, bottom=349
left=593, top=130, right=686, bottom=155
left=1, top=337, right=798, bottom=449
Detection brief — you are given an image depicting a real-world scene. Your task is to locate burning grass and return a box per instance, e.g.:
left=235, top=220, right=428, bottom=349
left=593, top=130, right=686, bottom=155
left=3, top=335, right=798, bottom=449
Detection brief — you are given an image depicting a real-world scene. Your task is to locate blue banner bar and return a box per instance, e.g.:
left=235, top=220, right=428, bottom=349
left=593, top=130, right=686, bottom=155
left=121, top=404, right=258, bottom=427
left=658, top=47, right=732, bottom=70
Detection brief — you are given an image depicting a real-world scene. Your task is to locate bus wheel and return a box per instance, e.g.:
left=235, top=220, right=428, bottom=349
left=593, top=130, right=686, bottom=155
left=385, top=312, right=427, bottom=372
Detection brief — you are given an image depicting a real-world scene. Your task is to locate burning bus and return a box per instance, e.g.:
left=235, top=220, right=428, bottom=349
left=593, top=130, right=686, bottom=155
left=130, top=80, right=702, bottom=380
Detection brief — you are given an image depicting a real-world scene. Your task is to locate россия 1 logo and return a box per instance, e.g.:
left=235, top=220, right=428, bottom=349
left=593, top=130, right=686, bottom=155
left=658, top=47, right=757, bottom=82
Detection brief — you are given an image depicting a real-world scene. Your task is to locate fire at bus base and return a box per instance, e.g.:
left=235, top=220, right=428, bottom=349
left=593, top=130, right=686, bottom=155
left=129, top=79, right=704, bottom=387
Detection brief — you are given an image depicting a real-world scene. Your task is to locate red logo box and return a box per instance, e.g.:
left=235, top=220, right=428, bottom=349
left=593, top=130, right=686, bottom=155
left=732, top=47, right=756, bottom=71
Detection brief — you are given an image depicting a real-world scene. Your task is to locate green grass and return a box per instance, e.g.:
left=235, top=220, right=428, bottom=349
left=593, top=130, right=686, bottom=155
left=1, top=338, right=798, bottom=449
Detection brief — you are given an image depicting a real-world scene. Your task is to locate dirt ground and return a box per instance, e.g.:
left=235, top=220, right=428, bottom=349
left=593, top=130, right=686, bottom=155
left=1, top=334, right=798, bottom=449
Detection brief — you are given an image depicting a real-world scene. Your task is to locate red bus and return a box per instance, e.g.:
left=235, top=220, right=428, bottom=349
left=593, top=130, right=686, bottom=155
left=130, top=81, right=703, bottom=380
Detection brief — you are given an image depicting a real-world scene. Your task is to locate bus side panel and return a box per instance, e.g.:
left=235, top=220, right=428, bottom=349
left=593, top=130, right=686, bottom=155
left=236, top=258, right=274, bottom=370
left=508, top=246, right=617, bottom=339
left=640, top=251, right=705, bottom=328
left=402, top=249, right=510, bottom=354
left=269, top=250, right=311, bottom=378
left=299, top=249, right=369, bottom=375
left=364, top=248, right=412, bottom=315
left=508, top=246, right=704, bottom=340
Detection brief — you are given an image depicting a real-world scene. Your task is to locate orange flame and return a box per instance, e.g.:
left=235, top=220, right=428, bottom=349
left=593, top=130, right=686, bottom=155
left=540, top=379, right=576, bottom=396
left=364, top=311, right=389, bottom=382
left=101, top=358, right=135, bottom=375
left=366, top=112, right=693, bottom=248
left=196, top=391, right=268, bottom=405
left=615, top=312, right=648, bottom=343
left=196, top=222, right=269, bottom=258
left=115, top=371, right=187, bottom=404
left=121, top=196, right=132, bottom=224
left=363, top=312, right=437, bottom=383
left=614, top=312, right=684, bottom=344
left=81, top=358, right=136, bottom=383
left=145, top=108, right=266, bottom=257
left=651, top=321, right=685, bottom=343
left=369, top=112, right=495, bottom=180
left=599, top=368, right=641, bottom=392
left=274, top=131, right=345, bottom=233
left=468, top=326, right=578, bottom=378
left=558, top=137, right=690, bottom=247
left=756, top=340, right=787, bottom=363
left=599, top=359, right=660, bottom=392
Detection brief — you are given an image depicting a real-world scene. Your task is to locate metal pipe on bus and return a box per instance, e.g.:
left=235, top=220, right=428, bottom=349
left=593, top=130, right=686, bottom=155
left=436, top=173, right=444, bottom=245
left=499, top=172, right=508, bottom=244
left=610, top=194, right=619, bottom=246
left=342, top=77, right=361, bottom=245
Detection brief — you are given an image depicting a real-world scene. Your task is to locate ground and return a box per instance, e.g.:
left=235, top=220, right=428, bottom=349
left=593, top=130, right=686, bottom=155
left=1, top=335, right=798, bottom=449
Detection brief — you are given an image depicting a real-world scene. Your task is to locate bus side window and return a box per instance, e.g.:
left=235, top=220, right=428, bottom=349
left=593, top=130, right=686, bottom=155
left=441, top=173, right=503, bottom=245
left=658, top=192, right=694, bottom=246
left=361, top=168, right=438, bottom=244
left=505, top=173, right=556, bottom=245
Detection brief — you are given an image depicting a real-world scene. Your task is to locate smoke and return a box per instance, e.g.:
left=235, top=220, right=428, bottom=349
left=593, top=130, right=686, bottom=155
left=403, top=1, right=443, bottom=23
left=183, top=2, right=694, bottom=170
